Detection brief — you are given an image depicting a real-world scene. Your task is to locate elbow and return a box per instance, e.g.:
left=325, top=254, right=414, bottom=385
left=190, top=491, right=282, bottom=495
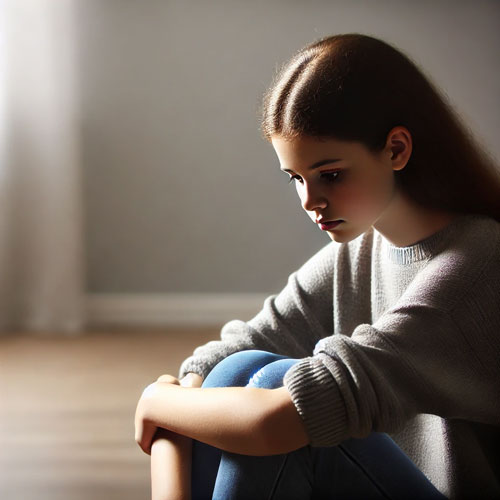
left=257, top=400, right=310, bottom=456
left=221, top=387, right=310, bottom=457
left=261, top=419, right=310, bottom=456
left=229, top=410, right=309, bottom=456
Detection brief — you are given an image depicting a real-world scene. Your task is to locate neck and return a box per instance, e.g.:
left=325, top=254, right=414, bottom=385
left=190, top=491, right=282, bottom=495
left=373, top=191, right=457, bottom=247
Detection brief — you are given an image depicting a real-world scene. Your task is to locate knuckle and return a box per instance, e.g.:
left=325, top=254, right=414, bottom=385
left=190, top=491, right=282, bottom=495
left=157, top=374, right=179, bottom=385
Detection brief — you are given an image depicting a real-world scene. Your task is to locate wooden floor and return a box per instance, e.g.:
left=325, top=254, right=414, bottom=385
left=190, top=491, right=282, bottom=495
left=0, top=328, right=218, bottom=500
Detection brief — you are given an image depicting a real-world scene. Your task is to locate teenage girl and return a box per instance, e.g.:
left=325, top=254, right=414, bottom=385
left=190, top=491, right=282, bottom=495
left=135, top=34, right=500, bottom=499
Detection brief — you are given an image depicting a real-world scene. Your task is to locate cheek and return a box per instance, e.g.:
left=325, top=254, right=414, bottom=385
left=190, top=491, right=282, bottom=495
left=333, top=183, right=371, bottom=211
left=336, top=176, right=394, bottom=216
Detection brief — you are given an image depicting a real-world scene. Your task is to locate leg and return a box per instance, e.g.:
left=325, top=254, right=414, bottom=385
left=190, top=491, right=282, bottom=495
left=230, top=433, right=445, bottom=500
left=193, top=351, right=446, bottom=500
left=191, top=350, right=293, bottom=500
left=208, top=353, right=445, bottom=500
left=150, top=428, right=191, bottom=500
left=310, top=434, right=446, bottom=499
left=211, top=354, right=310, bottom=500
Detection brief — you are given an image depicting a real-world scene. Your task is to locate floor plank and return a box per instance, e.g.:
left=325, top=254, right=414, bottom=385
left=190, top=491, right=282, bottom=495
left=0, top=328, right=218, bottom=500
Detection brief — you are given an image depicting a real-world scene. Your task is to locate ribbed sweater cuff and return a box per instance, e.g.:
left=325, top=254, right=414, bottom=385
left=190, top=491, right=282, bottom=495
left=283, top=356, right=348, bottom=446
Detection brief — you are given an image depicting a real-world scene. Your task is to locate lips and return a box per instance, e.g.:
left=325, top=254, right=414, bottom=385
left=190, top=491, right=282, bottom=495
left=317, top=220, right=343, bottom=231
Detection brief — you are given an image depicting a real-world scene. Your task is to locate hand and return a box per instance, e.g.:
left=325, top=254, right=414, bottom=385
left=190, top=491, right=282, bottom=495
left=180, top=372, right=203, bottom=388
left=135, top=373, right=202, bottom=455
left=135, top=382, right=159, bottom=455
left=155, top=372, right=203, bottom=387
left=156, top=374, right=181, bottom=385
left=135, top=375, right=180, bottom=455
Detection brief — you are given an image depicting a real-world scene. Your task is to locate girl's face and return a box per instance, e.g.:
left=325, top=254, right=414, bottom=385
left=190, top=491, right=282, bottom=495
left=271, top=134, right=399, bottom=243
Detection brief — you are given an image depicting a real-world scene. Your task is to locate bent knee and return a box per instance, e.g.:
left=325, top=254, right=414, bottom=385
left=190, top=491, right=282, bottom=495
left=202, top=350, right=286, bottom=389
left=247, top=358, right=300, bottom=389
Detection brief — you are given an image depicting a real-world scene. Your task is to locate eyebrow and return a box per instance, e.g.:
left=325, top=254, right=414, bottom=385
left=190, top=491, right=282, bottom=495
left=280, top=159, right=341, bottom=174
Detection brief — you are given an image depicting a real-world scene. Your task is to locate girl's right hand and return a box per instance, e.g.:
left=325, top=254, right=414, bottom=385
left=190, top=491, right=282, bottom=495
left=155, top=372, right=203, bottom=388
left=156, top=374, right=181, bottom=385
left=180, top=372, right=203, bottom=388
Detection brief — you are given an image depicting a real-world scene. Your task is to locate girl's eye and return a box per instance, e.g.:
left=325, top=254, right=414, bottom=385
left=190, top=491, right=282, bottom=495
left=321, top=171, right=340, bottom=183
left=286, top=171, right=340, bottom=185
left=287, top=175, right=302, bottom=184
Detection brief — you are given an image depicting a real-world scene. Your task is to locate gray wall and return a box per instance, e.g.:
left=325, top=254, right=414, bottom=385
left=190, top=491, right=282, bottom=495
left=78, top=0, right=500, bottom=294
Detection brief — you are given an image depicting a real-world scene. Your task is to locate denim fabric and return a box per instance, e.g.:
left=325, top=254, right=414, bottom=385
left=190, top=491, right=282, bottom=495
left=191, top=350, right=445, bottom=500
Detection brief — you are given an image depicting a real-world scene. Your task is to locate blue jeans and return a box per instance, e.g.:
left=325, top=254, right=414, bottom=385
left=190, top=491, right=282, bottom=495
left=191, top=350, right=445, bottom=499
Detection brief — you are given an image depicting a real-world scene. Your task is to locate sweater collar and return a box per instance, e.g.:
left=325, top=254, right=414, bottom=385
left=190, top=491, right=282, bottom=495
left=377, top=214, right=473, bottom=265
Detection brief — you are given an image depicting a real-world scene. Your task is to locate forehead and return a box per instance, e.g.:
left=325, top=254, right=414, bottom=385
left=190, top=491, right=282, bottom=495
left=271, top=135, right=366, bottom=168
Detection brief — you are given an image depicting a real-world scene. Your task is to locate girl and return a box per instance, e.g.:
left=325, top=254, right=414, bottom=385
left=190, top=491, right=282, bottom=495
left=135, top=34, right=500, bottom=499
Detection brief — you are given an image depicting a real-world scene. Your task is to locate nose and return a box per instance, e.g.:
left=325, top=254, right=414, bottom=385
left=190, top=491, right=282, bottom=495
left=299, top=181, right=328, bottom=212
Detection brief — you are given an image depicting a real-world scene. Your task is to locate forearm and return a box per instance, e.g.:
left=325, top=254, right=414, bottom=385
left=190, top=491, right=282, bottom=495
left=150, top=429, right=191, bottom=500
left=148, top=373, right=202, bottom=500
left=143, top=385, right=309, bottom=456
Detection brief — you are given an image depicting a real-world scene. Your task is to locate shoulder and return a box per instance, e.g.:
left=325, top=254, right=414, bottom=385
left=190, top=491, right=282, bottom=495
left=402, top=215, right=500, bottom=312
left=373, top=217, right=500, bottom=377
left=442, top=214, right=500, bottom=262
left=428, top=215, right=499, bottom=280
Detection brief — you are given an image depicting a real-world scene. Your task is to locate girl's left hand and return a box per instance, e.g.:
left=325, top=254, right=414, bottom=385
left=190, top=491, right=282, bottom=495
left=134, top=375, right=180, bottom=455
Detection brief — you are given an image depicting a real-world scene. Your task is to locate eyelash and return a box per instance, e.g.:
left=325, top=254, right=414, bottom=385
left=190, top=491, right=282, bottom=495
left=287, top=171, right=341, bottom=184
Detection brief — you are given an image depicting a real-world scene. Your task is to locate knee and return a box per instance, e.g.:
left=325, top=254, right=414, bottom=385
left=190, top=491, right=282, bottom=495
left=247, top=358, right=300, bottom=389
left=202, top=350, right=285, bottom=389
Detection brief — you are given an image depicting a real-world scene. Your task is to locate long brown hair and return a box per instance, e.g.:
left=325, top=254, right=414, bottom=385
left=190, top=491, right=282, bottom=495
left=261, top=34, right=500, bottom=221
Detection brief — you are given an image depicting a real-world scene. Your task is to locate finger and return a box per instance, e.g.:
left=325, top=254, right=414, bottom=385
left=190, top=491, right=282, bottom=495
left=180, top=372, right=203, bottom=387
left=156, top=374, right=180, bottom=385
left=136, top=424, right=157, bottom=456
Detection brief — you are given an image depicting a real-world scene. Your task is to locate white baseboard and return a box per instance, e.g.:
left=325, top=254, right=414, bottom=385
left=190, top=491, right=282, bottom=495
left=86, top=293, right=269, bottom=328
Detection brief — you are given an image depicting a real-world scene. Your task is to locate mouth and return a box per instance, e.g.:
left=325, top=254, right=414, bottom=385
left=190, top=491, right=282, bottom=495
left=316, top=219, right=344, bottom=231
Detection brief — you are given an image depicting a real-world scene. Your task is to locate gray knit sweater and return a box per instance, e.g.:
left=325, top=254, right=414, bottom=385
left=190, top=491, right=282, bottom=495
left=179, top=214, right=500, bottom=499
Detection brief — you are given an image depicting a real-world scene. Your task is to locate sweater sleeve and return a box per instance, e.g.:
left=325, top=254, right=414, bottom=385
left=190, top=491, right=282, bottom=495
left=284, top=253, right=500, bottom=447
left=179, top=241, right=338, bottom=379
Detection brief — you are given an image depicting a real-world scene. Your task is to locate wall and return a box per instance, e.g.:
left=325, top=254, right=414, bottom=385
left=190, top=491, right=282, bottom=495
left=78, top=0, right=500, bottom=298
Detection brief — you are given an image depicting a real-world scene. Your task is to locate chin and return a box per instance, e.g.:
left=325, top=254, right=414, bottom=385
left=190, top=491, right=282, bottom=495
left=327, top=232, right=349, bottom=243
left=327, top=226, right=364, bottom=244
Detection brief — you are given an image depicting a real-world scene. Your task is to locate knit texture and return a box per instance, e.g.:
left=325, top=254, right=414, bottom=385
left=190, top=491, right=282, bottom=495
left=179, top=215, right=500, bottom=498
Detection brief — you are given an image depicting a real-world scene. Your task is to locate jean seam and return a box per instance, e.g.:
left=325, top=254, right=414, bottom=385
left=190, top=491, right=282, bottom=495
left=337, top=444, right=392, bottom=499
left=267, top=454, right=294, bottom=500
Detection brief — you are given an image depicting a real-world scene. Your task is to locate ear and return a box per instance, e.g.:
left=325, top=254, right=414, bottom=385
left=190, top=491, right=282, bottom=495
left=385, top=126, right=412, bottom=171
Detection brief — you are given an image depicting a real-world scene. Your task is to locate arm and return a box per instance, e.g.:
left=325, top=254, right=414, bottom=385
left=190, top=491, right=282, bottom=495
left=136, top=383, right=309, bottom=457
left=179, top=241, right=337, bottom=380
left=283, top=267, right=500, bottom=447
left=149, top=373, right=203, bottom=500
